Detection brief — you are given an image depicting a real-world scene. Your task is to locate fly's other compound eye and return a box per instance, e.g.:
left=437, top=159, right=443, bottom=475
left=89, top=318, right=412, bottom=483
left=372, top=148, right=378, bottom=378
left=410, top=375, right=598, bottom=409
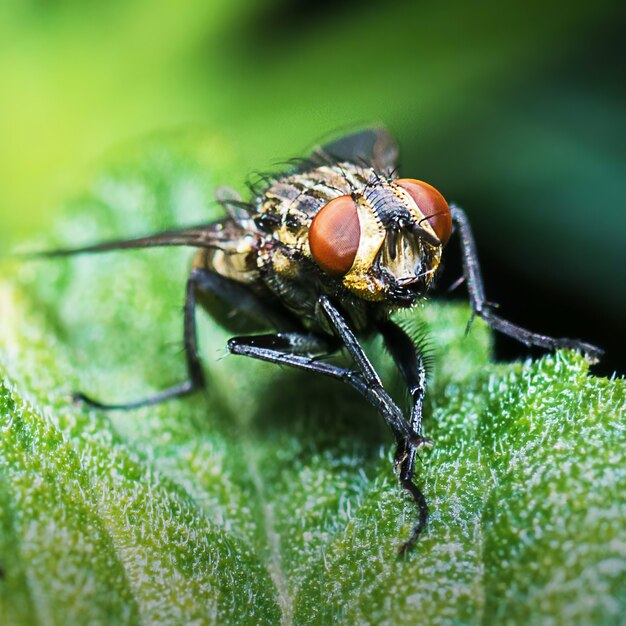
left=396, top=178, right=452, bottom=244
left=308, top=195, right=361, bottom=275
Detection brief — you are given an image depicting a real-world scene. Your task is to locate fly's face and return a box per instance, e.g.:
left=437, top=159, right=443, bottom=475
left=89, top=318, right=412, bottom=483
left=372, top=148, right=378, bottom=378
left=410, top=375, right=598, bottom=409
left=308, top=175, right=452, bottom=305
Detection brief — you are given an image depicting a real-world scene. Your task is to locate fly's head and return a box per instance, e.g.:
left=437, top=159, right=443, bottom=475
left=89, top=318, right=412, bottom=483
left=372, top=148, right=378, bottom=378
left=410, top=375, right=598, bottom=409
left=308, top=174, right=452, bottom=306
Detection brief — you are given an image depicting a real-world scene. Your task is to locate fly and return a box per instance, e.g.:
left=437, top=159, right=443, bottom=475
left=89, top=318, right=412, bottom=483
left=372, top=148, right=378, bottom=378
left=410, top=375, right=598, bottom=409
left=34, top=128, right=603, bottom=553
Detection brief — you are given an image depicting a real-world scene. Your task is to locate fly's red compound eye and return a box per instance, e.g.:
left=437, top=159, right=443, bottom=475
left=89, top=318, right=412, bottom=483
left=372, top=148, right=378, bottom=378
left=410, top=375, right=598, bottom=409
left=308, top=195, right=361, bottom=275
left=396, top=178, right=452, bottom=244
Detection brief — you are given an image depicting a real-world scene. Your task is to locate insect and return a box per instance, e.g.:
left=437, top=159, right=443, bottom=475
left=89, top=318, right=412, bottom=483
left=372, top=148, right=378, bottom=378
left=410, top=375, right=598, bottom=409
left=37, top=128, right=603, bottom=553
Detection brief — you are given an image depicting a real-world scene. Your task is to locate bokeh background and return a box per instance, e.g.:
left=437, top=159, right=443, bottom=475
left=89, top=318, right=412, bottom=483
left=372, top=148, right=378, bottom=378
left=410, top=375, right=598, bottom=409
left=1, top=0, right=624, bottom=374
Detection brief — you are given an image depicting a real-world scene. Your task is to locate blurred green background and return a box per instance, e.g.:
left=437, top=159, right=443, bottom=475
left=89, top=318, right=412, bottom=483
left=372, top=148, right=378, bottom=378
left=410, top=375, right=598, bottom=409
left=1, top=0, right=624, bottom=372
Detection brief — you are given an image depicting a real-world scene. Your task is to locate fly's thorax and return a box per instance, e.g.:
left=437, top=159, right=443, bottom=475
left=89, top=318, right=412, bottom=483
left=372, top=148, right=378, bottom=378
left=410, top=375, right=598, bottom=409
left=256, top=164, right=359, bottom=233
left=253, top=163, right=364, bottom=278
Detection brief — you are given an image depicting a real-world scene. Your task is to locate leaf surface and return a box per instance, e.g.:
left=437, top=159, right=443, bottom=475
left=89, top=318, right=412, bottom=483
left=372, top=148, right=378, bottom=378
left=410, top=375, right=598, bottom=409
left=1, top=146, right=624, bottom=625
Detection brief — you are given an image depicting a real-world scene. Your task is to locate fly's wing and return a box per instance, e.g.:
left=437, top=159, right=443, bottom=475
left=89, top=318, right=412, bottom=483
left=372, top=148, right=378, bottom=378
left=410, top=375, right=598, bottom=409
left=314, top=127, right=399, bottom=173
left=29, top=222, right=234, bottom=258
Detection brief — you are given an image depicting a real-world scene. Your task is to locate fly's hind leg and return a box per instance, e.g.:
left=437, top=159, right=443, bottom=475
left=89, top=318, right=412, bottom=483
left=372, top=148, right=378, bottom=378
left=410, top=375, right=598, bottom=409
left=76, top=266, right=294, bottom=410
left=451, top=206, right=604, bottom=362
left=75, top=268, right=211, bottom=410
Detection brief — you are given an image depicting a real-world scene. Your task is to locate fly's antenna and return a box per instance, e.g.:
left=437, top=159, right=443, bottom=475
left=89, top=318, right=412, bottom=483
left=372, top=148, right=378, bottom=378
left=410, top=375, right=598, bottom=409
left=410, top=222, right=441, bottom=248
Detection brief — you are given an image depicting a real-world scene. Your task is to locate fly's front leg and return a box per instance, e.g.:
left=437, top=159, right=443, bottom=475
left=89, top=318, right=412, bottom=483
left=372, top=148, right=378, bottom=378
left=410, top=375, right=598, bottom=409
left=316, top=296, right=411, bottom=441
left=230, top=301, right=429, bottom=552
left=451, top=206, right=604, bottom=362
left=317, top=296, right=432, bottom=552
left=228, top=332, right=410, bottom=441
left=377, top=320, right=428, bottom=437
left=378, top=319, right=432, bottom=552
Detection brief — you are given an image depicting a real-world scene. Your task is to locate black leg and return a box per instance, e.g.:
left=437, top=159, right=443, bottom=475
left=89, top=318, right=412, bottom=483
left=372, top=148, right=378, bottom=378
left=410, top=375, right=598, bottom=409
left=76, top=269, right=208, bottom=409
left=377, top=320, right=427, bottom=435
left=76, top=266, right=300, bottom=411
left=451, top=206, right=603, bottom=362
left=316, top=297, right=416, bottom=440
left=378, top=319, right=432, bottom=553
left=317, top=296, right=433, bottom=552
left=317, top=297, right=383, bottom=388
left=229, top=299, right=431, bottom=552
left=227, top=332, right=410, bottom=441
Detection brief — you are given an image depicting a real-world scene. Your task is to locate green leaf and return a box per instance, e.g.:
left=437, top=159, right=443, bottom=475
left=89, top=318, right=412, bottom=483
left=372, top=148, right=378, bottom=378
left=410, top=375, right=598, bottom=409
left=1, top=144, right=624, bottom=625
